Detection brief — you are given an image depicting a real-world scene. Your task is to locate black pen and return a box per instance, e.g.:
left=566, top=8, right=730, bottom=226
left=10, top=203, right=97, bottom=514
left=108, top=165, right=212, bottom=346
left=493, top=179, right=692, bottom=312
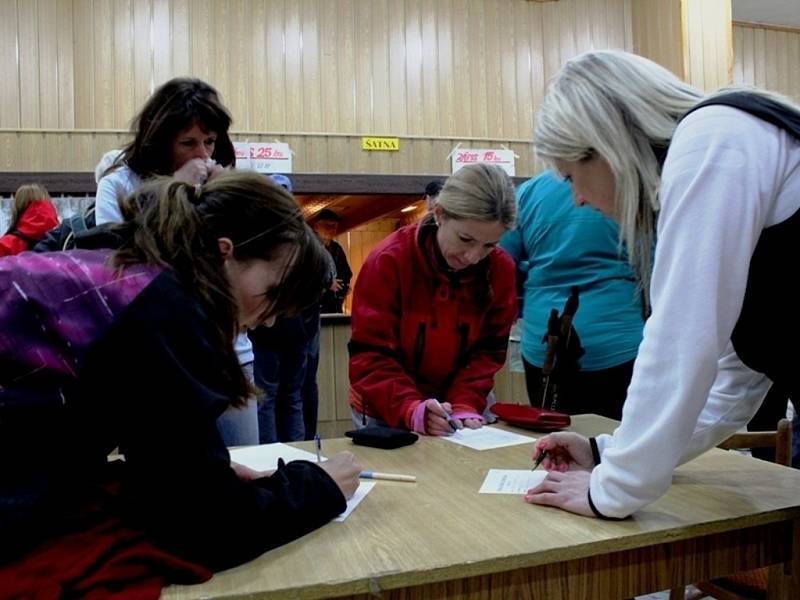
left=433, top=399, right=459, bottom=433
left=531, top=449, right=548, bottom=471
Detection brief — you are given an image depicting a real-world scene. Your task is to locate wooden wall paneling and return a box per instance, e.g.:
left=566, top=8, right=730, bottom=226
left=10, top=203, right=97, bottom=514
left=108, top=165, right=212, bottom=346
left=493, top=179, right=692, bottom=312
left=210, top=1, right=230, bottom=109
left=265, top=0, right=286, bottom=132
left=420, top=0, right=440, bottom=137
left=132, top=0, right=152, bottom=111
left=789, top=31, right=800, bottom=100
left=528, top=1, right=545, bottom=124
left=699, top=0, right=731, bottom=88
left=753, top=26, right=767, bottom=89
left=0, top=1, right=19, bottom=128
left=327, top=136, right=351, bottom=174
left=112, top=0, right=135, bottom=128
left=738, top=24, right=756, bottom=86
left=40, top=0, right=62, bottom=128
left=436, top=0, right=455, bottom=137
left=226, top=0, right=249, bottom=130
left=632, top=0, right=683, bottom=78
left=467, top=0, right=488, bottom=138
left=67, top=132, right=95, bottom=171
left=733, top=23, right=800, bottom=102
left=152, top=0, right=172, bottom=87
left=56, top=0, right=75, bottom=128
left=93, top=0, right=114, bottom=128
left=588, top=0, right=608, bottom=51
left=404, top=0, right=424, bottom=136
left=335, top=0, right=356, bottom=134
left=765, top=28, right=780, bottom=91
left=540, top=2, right=561, bottom=86
left=319, top=0, right=340, bottom=135
left=17, top=0, right=39, bottom=128
left=353, top=0, right=373, bottom=135
left=775, top=32, right=790, bottom=100
left=316, top=323, right=337, bottom=424
left=247, top=2, right=267, bottom=133
left=573, top=0, right=592, bottom=56
left=372, top=0, right=394, bottom=135
left=484, top=0, right=504, bottom=139
left=332, top=322, right=352, bottom=421
left=190, top=0, right=213, bottom=84
left=284, top=0, right=303, bottom=132
left=556, top=0, right=577, bottom=70
left=388, top=0, right=408, bottom=135
left=0, top=134, right=15, bottom=170
left=732, top=23, right=745, bottom=84
left=171, top=0, right=190, bottom=76
left=451, top=0, right=472, bottom=138
left=42, top=132, right=66, bottom=171
left=301, top=0, right=322, bottom=134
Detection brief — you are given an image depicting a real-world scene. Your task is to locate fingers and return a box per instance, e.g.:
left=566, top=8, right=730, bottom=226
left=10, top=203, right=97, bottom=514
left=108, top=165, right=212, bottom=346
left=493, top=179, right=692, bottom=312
left=463, top=418, right=482, bottom=429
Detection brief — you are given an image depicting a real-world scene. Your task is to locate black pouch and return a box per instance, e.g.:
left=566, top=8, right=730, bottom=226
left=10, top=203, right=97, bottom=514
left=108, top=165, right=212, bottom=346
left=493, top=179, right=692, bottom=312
left=345, top=426, right=419, bottom=449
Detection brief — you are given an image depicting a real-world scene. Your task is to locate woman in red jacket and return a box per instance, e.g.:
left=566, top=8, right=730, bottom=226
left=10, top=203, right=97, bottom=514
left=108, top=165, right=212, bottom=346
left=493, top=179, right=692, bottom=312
left=0, top=184, right=58, bottom=256
left=349, top=163, right=518, bottom=436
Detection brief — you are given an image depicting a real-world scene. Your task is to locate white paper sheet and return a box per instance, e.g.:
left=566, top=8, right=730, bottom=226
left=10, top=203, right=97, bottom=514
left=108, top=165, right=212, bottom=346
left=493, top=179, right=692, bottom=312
left=230, top=443, right=324, bottom=472
left=478, top=469, right=547, bottom=494
left=333, top=481, right=376, bottom=521
left=440, top=426, right=535, bottom=450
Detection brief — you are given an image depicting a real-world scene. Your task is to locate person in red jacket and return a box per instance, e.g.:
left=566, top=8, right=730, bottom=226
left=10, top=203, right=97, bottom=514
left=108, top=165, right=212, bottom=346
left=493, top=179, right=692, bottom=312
left=0, top=183, right=58, bottom=256
left=349, top=163, right=518, bottom=436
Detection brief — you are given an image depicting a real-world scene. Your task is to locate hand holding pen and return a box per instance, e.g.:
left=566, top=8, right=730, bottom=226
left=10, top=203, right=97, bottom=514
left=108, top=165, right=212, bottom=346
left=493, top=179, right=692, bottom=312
left=425, top=398, right=461, bottom=436
left=531, top=433, right=596, bottom=473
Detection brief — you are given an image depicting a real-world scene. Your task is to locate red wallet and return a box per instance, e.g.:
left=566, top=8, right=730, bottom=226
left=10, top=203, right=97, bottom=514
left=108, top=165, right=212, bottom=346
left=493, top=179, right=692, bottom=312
left=489, top=403, right=571, bottom=432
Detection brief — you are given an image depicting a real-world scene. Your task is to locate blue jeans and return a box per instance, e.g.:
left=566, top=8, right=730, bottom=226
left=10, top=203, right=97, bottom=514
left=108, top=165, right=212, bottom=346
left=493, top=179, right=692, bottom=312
left=254, top=336, right=307, bottom=444
left=217, top=362, right=260, bottom=446
left=301, top=320, right=321, bottom=441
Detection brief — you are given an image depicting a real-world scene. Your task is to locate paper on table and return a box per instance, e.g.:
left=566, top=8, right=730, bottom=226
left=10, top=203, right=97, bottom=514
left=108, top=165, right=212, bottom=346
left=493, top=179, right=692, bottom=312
left=230, top=443, right=323, bottom=472
left=230, top=443, right=372, bottom=521
left=479, top=469, right=547, bottom=494
left=333, top=481, right=376, bottom=522
left=440, top=426, right=535, bottom=450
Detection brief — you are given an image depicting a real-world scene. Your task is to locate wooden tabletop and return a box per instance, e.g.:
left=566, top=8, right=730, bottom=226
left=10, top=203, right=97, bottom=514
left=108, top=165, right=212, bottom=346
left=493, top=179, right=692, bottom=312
left=162, top=415, right=800, bottom=599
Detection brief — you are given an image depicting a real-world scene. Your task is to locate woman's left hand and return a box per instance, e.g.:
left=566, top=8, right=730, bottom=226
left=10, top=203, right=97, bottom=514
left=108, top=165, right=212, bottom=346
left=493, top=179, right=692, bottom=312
left=524, top=469, right=594, bottom=517
left=461, top=418, right=483, bottom=429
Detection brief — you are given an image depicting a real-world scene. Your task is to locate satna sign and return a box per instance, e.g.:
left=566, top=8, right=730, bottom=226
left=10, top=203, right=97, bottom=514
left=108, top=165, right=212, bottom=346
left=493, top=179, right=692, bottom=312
left=361, top=137, right=400, bottom=151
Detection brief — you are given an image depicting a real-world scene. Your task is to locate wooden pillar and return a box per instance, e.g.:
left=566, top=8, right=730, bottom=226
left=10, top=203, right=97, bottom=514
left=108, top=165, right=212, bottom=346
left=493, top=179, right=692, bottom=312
left=631, top=0, right=733, bottom=90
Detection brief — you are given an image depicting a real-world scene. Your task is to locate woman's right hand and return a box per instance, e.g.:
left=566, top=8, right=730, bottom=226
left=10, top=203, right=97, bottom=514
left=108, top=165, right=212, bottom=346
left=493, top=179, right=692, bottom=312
left=532, top=432, right=595, bottom=472
left=424, top=399, right=460, bottom=436
left=319, top=451, right=362, bottom=499
left=173, top=157, right=210, bottom=185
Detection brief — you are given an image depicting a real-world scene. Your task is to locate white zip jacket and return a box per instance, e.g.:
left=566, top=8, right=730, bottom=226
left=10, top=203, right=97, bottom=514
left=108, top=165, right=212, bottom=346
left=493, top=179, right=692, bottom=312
left=591, top=104, right=800, bottom=518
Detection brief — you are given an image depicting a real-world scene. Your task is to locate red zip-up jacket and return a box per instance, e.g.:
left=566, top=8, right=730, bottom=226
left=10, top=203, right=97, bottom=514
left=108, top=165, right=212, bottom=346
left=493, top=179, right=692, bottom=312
left=0, top=200, right=59, bottom=256
left=348, top=219, right=517, bottom=428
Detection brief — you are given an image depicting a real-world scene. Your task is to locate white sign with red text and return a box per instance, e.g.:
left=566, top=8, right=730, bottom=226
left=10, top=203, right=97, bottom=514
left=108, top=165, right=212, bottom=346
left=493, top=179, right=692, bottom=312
left=233, top=142, right=293, bottom=173
left=451, top=148, right=515, bottom=176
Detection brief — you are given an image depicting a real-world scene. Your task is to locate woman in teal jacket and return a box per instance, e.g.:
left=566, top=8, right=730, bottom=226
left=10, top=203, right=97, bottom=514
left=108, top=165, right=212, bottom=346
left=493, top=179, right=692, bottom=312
left=500, top=170, right=644, bottom=419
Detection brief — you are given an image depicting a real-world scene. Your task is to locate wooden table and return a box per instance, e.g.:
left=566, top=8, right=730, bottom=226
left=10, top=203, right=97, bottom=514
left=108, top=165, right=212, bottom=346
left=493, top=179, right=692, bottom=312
left=162, top=415, right=800, bottom=599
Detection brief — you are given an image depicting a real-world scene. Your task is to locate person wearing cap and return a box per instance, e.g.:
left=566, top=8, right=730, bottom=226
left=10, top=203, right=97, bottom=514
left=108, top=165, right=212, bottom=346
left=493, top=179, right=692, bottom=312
left=424, top=180, right=444, bottom=211
left=312, top=209, right=352, bottom=314
left=250, top=174, right=324, bottom=442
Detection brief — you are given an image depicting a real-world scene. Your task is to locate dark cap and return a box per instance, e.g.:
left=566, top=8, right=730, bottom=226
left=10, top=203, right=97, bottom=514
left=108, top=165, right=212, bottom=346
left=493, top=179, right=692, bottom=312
left=424, top=180, right=444, bottom=197
left=315, top=208, right=341, bottom=222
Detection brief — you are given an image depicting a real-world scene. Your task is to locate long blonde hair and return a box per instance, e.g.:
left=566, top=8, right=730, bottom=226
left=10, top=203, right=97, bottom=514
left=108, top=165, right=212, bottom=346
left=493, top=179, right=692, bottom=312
left=534, top=50, right=702, bottom=307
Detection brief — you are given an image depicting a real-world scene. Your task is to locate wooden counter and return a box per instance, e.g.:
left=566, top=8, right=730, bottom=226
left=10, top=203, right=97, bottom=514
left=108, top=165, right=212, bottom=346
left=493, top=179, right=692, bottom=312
left=163, top=415, right=800, bottom=599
